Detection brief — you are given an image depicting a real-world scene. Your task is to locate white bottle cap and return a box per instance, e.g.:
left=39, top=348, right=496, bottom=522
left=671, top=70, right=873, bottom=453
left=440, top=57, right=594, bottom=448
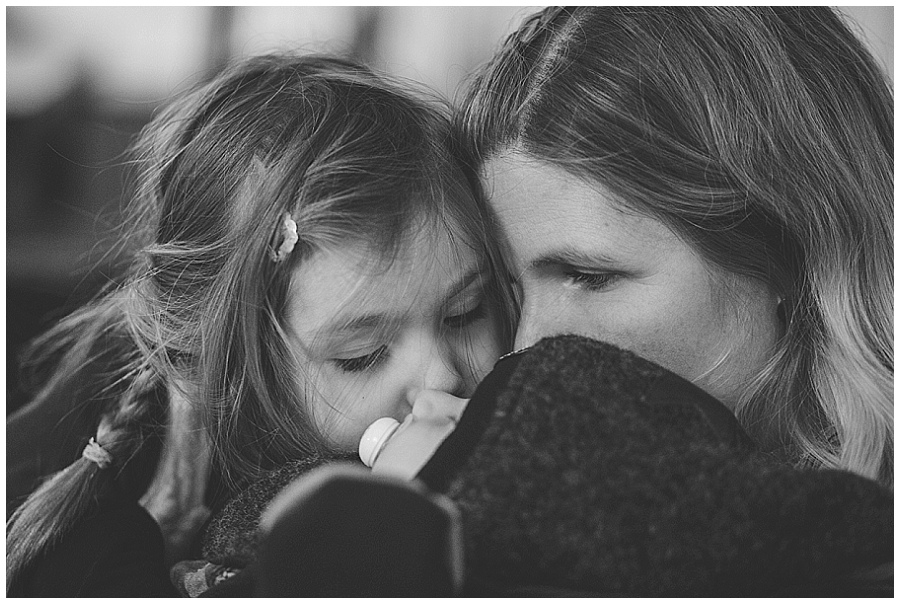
left=358, top=417, right=401, bottom=468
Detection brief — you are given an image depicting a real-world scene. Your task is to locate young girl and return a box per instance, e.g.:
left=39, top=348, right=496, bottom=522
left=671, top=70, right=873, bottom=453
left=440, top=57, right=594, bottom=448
left=6, top=53, right=514, bottom=596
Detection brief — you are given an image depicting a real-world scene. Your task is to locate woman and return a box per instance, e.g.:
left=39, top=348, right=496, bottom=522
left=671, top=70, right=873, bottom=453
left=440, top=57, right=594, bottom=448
left=459, top=6, right=892, bottom=486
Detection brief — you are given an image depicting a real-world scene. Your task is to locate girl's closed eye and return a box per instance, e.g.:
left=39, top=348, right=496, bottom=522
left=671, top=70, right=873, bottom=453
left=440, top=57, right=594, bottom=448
left=331, top=345, right=389, bottom=373
left=444, top=299, right=487, bottom=329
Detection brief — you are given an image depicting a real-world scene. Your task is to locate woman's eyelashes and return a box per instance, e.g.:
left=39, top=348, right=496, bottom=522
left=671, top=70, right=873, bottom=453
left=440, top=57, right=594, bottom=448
left=331, top=345, right=389, bottom=373
left=563, top=268, right=620, bottom=292
left=531, top=259, right=621, bottom=293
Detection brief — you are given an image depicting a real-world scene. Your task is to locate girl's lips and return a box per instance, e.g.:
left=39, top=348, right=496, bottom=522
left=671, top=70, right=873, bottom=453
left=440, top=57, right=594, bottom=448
left=397, top=413, right=414, bottom=432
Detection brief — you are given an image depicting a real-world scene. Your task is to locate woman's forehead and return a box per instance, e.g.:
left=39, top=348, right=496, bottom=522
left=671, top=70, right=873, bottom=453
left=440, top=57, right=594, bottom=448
left=483, top=154, right=679, bottom=265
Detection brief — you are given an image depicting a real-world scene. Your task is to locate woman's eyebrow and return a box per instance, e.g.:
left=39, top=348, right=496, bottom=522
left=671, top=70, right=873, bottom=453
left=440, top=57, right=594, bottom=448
left=530, top=247, right=618, bottom=269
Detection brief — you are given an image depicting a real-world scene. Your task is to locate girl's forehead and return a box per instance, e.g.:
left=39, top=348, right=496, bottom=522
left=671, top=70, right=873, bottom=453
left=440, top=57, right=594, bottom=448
left=285, top=229, right=486, bottom=340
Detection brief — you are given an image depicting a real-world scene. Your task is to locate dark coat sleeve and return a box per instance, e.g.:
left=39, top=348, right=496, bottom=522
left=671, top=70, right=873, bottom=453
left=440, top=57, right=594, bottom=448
left=419, top=335, right=893, bottom=597
left=9, top=500, right=178, bottom=597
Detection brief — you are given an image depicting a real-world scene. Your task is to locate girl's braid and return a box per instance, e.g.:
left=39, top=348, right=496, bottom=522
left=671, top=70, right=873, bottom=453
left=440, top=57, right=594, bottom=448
left=99, top=365, right=166, bottom=473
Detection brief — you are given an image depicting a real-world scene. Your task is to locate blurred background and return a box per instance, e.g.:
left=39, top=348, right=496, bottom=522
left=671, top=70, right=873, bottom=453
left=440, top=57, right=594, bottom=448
left=5, top=6, right=894, bottom=414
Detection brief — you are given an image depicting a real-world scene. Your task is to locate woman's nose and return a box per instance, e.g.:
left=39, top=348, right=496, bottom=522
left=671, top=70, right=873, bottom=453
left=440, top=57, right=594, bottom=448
left=514, top=305, right=544, bottom=350
left=515, top=295, right=571, bottom=350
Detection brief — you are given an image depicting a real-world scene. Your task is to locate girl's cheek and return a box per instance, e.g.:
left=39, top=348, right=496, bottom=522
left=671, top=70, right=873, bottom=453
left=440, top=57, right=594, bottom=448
left=474, top=324, right=505, bottom=377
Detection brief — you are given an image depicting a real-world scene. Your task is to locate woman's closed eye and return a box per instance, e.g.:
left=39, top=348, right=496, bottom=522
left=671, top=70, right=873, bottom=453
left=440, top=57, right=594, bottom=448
left=564, top=269, right=619, bottom=292
left=331, top=345, right=388, bottom=373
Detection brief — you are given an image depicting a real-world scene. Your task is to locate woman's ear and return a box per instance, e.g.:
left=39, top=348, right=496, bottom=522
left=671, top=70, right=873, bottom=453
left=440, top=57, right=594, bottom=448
left=776, top=295, right=791, bottom=333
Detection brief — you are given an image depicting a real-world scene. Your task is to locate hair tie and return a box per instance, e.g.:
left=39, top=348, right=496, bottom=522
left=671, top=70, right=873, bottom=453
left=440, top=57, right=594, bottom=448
left=82, top=437, right=113, bottom=470
left=271, top=212, right=299, bottom=263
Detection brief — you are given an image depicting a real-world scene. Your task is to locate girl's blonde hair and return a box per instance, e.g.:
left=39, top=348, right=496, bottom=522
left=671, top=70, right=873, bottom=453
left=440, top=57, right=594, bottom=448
left=8, top=54, right=516, bottom=591
left=461, top=7, right=892, bottom=485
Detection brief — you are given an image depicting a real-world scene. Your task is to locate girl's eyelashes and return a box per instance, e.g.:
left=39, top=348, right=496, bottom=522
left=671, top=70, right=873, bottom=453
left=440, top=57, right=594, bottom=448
left=328, top=297, right=488, bottom=373
left=564, top=269, right=619, bottom=292
left=444, top=301, right=487, bottom=329
left=331, top=345, right=389, bottom=373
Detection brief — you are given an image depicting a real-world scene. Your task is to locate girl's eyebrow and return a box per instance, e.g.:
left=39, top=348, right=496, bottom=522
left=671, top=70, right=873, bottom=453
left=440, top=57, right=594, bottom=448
left=318, top=268, right=485, bottom=336
left=445, top=269, right=483, bottom=300
left=328, top=312, right=394, bottom=335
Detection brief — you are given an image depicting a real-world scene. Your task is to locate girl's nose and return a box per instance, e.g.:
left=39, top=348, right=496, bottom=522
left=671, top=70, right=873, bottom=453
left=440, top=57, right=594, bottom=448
left=407, top=337, right=465, bottom=406
left=410, top=390, right=468, bottom=423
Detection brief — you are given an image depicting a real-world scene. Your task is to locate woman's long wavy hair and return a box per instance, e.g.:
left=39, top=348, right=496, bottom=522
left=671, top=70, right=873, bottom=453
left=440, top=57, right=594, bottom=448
left=461, top=7, right=892, bottom=485
left=7, top=54, right=516, bottom=591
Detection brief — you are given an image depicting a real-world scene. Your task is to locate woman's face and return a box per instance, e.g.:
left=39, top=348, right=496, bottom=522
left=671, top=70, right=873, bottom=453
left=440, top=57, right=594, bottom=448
left=483, top=153, right=781, bottom=410
left=284, top=224, right=502, bottom=451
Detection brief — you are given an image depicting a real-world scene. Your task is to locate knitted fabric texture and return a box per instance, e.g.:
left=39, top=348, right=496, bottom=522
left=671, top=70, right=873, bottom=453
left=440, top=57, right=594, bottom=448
left=200, top=453, right=353, bottom=565
left=419, top=335, right=893, bottom=596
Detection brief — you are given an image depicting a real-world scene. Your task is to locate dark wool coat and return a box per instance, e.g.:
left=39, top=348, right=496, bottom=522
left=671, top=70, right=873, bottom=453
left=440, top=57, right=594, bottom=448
left=195, top=335, right=893, bottom=597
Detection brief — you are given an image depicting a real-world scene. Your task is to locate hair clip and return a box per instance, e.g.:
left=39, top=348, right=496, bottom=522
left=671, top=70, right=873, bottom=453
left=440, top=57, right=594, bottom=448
left=82, top=437, right=113, bottom=470
left=272, top=212, right=299, bottom=263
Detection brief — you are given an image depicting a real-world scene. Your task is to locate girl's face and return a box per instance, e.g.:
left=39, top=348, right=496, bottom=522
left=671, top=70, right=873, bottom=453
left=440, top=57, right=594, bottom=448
left=284, top=224, right=502, bottom=451
left=483, top=153, right=781, bottom=410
